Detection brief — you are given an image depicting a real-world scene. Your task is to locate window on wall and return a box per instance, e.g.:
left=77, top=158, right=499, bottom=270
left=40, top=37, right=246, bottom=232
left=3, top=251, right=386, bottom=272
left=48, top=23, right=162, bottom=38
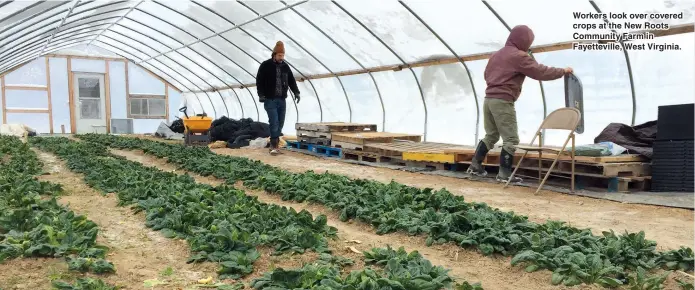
left=128, top=94, right=167, bottom=119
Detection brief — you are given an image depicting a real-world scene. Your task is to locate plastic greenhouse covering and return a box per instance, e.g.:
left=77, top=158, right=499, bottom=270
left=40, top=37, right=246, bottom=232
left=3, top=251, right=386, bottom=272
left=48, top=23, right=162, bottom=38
left=0, top=0, right=693, bottom=147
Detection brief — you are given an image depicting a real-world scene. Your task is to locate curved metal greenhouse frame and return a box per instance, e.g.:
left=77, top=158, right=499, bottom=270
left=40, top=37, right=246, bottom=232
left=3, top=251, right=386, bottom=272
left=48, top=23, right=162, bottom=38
left=0, top=0, right=692, bottom=145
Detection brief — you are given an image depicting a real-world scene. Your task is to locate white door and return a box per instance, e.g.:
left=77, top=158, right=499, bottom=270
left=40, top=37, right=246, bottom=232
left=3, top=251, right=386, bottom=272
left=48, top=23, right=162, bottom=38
left=73, top=73, right=107, bottom=133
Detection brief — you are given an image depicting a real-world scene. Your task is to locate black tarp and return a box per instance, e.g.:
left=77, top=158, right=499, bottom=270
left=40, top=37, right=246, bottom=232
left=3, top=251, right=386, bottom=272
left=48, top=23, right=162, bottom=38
left=594, top=121, right=657, bottom=159
left=208, top=117, right=270, bottom=148
left=168, top=119, right=185, bottom=134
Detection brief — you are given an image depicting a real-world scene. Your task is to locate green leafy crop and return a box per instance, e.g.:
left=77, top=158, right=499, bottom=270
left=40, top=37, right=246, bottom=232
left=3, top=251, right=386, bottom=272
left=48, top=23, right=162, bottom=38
left=251, top=245, right=482, bottom=290
left=52, top=277, right=118, bottom=290
left=71, top=134, right=694, bottom=288
left=31, top=136, right=337, bottom=279
left=0, top=136, right=113, bottom=275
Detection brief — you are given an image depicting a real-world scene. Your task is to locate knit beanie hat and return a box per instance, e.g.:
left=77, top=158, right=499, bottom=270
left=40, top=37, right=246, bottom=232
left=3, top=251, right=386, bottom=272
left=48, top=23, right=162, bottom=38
left=272, top=41, right=285, bottom=55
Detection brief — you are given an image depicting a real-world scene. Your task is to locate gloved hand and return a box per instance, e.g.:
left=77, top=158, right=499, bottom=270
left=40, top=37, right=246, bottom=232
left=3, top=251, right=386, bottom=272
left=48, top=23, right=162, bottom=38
left=259, top=95, right=266, bottom=103
left=294, top=94, right=300, bottom=104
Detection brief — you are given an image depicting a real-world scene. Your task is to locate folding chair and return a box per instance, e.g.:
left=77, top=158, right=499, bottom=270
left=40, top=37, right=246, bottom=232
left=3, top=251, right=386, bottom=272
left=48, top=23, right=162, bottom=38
left=503, top=107, right=582, bottom=194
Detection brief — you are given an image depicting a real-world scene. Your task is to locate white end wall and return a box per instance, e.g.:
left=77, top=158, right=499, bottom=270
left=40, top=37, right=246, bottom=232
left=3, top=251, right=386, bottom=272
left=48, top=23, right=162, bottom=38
left=0, top=56, right=180, bottom=134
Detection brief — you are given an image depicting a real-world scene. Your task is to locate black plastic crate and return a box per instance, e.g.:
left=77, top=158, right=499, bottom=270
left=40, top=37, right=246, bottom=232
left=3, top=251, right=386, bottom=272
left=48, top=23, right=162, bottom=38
left=653, top=162, right=695, bottom=169
left=656, top=103, right=694, bottom=141
left=653, top=140, right=695, bottom=149
left=651, top=186, right=694, bottom=192
left=653, top=141, right=694, bottom=158
left=653, top=178, right=694, bottom=183
left=652, top=183, right=695, bottom=189
left=652, top=182, right=694, bottom=189
left=651, top=162, right=695, bottom=169
left=652, top=173, right=695, bottom=180
left=653, top=148, right=694, bottom=156
left=652, top=175, right=694, bottom=182
left=652, top=183, right=694, bottom=189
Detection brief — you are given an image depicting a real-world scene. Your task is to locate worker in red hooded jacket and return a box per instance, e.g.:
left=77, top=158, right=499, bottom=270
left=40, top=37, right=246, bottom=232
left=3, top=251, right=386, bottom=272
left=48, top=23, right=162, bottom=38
left=467, top=25, right=573, bottom=183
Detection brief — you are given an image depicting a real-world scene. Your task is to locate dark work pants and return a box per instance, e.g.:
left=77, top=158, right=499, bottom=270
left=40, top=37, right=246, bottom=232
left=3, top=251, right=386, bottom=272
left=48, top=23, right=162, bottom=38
left=264, top=97, right=286, bottom=141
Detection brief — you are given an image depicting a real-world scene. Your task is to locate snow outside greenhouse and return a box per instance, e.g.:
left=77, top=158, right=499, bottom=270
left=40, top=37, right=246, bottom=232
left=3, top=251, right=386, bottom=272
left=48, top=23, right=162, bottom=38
left=0, top=1, right=694, bottom=289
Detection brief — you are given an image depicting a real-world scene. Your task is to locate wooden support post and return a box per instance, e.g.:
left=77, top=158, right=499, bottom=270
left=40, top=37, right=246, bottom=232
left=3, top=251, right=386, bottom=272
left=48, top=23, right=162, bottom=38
left=1, top=76, right=5, bottom=124
left=105, top=60, right=111, bottom=133
left=45, top=57, right=53, bottom=134
left=67, top=57, right=75, bottom=133
left=3, top=85, right=48, bottom=91
left=165, top=85, right=169, bottom=122
left=125, top=61, right=130, bottom=96
left=5, top=109, right=50, bottom=113
left=124, top=61, right=130, bottom=120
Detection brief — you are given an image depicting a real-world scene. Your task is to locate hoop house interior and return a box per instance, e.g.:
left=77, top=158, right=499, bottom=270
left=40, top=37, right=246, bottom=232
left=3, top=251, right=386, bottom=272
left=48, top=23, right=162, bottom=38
left=0, top=0, right=693, bottom=147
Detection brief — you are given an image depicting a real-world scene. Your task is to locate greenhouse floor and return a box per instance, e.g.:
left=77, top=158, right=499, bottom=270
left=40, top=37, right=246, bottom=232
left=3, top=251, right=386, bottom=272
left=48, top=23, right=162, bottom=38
left=4, top=134, right=692, bottom=289
left=279, top=143, right=692, bottom=210
left=205, top=146, right=693, bottom=249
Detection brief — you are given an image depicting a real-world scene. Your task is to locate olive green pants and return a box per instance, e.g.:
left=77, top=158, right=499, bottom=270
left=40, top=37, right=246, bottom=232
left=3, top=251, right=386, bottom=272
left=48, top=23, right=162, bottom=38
left=481, top=98, right=519, bottom=154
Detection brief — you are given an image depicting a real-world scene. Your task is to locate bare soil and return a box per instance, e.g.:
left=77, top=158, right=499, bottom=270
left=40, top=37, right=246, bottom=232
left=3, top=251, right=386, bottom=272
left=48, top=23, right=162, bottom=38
left=1, top=150, right=221, bottom=290
left=112, top=149, right=608, bottom=290
left=4, top=137, right=688, bottom=289
left=210, top=147, right=694, bottom=251
left=0, top=148, right=363, bottom=290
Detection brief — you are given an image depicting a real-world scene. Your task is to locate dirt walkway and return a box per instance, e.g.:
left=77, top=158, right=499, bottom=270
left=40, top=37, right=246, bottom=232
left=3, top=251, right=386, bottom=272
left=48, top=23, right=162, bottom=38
left=0, top=149, right=221, bottom=289
left=209, top=148, right=693, bottom=251
left=112, top=149, right=612, bottom=290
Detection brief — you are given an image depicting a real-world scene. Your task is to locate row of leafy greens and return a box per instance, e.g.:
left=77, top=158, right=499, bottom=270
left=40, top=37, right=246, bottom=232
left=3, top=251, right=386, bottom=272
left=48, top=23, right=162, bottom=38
left=251, top=246, right=483, bottom=290
left=73, top=134, right=694, bottom=287
left=30, top=136, right=337, bottom=280
left=0, top=136, right=116, bottom=289
left=31, top=136, right=486, bottom=289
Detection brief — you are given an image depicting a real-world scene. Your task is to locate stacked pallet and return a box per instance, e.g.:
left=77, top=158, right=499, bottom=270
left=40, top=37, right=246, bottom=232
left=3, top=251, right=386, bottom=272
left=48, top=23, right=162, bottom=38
left=331, top=132, right=421, bottom=150
left=291, top=122, right=381, bottom=158
left=651, top=103, right=694, bottom=192
left=295, top=122, right=377, bottom=146
left=357, top=142, right=651, bottom=192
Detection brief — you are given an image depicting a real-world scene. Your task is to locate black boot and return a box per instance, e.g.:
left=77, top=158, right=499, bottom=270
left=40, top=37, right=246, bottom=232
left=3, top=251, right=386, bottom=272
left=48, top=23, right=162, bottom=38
left=269, top=138, right=279, bottom=155
left=466, top=141, right=489, bottom=177
left=497, top=148, right=522, bottom=183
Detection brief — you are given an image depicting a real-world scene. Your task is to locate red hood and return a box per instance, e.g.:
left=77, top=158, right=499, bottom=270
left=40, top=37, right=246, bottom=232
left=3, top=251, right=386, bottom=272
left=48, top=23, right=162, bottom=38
left=505, top=25, right=534, bottom=51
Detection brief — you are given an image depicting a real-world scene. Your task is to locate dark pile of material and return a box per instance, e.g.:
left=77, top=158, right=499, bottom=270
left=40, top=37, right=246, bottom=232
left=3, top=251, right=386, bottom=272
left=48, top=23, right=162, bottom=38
left=168, top=119, right=185, bottom=134
left=208, top=116, right=270, bottom=148
left=594, top=121, right=657, bottom=159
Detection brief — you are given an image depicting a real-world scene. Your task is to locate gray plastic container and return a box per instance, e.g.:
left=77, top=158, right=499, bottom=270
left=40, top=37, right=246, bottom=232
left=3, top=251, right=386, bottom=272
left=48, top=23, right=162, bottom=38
left=564, top=73, right=584, bottom=134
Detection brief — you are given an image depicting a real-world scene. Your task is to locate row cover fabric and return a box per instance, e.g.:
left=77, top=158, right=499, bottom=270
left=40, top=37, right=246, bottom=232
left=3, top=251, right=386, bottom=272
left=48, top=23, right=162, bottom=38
left=154, top=121, right=184, bottom=140
left=594, top=121, right=657, bottom=159
left=572, top=142, right=627, bottom=157
left=208, top=116, right=270, bottom=148
left=168, top=119, right=185, bottom=134
left=0, top=124, right=36, bottom=137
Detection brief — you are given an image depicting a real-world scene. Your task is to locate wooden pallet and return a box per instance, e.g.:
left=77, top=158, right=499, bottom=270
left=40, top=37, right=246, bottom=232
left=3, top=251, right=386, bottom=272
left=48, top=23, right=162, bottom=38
left=512, top=167, right=652, bottom=193
left=295, top=122, right=377, bottom=133
left=392, top=158, right=650, bottom=193
left=444, top=147, right=647, bottom=164
left=297, top=129, right=331, bottom=139
left=298, top=136, right=331, bottom=146
left=342, top=148, right=393, bottom=163
left=331, top=132, right=421, bottom=146
left=286, top=140, right=342, bottom=158
left=447, top=154, right=650, bottom=178
left=332, top=141, right=365, bottom=150
left=403, top=152, right=456, bottom=163
left=363, top=141, right=470, bottom=157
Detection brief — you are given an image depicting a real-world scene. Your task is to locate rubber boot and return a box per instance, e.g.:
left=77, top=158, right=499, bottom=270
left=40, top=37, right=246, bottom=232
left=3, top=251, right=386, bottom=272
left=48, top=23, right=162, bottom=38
left=466, top=141, right=489, bottom=177
left=496, top=148, right=522, bottom=183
